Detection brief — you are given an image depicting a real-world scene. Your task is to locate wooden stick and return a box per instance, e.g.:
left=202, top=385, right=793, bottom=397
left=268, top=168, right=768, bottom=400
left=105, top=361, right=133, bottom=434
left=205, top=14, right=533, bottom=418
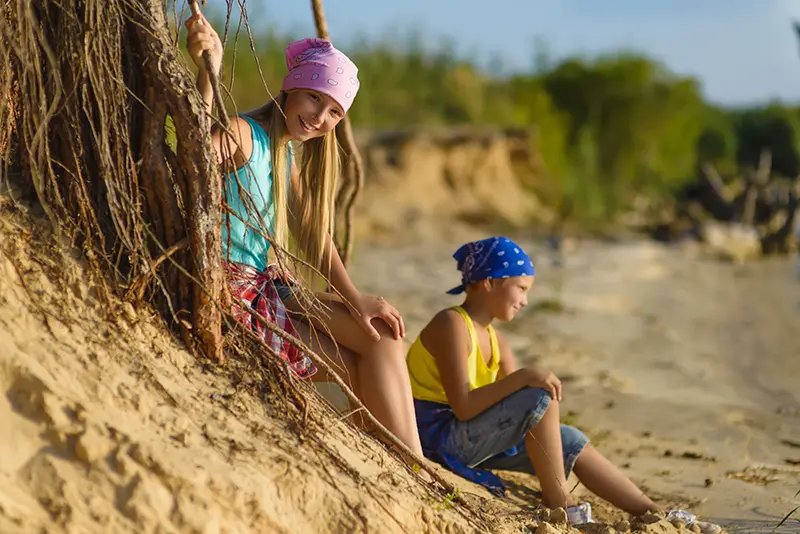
left=189, top=1, right=230, bottom=131
left=125, top=237, right=190, bottom=301
left=309, top=0, right=365, bottom=266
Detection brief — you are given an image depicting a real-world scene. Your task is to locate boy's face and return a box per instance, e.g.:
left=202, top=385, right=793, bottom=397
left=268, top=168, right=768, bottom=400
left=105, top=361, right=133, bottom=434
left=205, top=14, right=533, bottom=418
left=487, top=275, right=535, bottom=321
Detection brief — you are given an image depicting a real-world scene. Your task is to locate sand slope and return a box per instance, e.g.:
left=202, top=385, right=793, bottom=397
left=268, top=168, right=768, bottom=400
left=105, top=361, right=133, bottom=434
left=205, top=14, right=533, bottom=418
left=0, top=208, right=504, bottom=534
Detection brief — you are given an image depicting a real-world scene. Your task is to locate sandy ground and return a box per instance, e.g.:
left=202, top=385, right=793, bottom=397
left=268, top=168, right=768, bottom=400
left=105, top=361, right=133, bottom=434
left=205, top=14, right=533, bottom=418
left=348, top=237, right=800, bottom=532
left=0, top=208, right=512, bottom=534
left=2, top=197, right=799, bottom=533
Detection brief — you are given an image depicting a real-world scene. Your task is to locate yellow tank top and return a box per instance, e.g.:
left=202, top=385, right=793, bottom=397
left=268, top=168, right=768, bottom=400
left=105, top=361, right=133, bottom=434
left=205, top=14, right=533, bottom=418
left=406, top=306, right=500, bottom=404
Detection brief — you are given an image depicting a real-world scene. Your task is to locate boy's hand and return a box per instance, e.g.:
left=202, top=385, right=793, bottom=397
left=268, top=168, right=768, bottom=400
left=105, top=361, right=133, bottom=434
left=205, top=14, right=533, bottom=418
left=524, top=367, right=562, bottom=401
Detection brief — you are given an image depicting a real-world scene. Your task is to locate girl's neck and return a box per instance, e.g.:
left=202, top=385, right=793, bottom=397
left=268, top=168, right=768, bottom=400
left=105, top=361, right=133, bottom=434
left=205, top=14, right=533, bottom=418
left=279, top=126, right=293, bottom=145
left=251, top=109, right=292, bottom=146
left=460, top=298, right=494, bottom=329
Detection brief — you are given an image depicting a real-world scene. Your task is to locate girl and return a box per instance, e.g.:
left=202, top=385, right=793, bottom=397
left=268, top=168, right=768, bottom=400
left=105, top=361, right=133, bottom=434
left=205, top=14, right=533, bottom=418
left=185, top=15, right=423, bottom=458
left=406, top=236, right=721, bottom=533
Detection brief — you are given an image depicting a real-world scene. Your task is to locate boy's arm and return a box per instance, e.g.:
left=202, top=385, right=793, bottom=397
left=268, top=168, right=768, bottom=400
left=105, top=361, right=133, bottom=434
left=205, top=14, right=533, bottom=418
left=423, top=310, right=533, bottom=421
left=497, top=332, right=517, bottom=378
left=496, top=330, right=562, bottom=401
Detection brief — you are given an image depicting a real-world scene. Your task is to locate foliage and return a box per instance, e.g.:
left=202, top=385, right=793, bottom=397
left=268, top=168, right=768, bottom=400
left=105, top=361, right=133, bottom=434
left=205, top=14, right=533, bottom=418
left=732, top=104, right=800, bottom=178
left=180, top=18, right=800, bottom=224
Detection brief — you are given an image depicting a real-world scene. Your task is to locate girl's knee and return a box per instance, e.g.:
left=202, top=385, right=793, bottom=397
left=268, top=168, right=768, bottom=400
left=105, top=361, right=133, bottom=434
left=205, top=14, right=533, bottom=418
left=362, top=331, right=407, bottom=361
left=384, top=336, right=409, bottom=361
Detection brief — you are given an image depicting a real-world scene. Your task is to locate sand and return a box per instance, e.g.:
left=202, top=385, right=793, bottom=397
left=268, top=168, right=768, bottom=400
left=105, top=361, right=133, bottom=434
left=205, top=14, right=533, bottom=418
left=349, top=238, right=800, bottom=532
left=2, top=201, right=798, bottom=533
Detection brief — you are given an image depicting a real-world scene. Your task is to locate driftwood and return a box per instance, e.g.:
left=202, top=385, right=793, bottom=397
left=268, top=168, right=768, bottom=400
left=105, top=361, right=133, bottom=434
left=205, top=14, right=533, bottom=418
left=649, top=22, right=800, bottom=256
left=652, top=151, right=798, bottom=257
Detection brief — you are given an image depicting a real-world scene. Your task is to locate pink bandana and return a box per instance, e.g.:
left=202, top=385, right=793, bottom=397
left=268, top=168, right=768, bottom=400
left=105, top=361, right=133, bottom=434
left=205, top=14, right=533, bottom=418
left=281, top=38, right=360, bottom=113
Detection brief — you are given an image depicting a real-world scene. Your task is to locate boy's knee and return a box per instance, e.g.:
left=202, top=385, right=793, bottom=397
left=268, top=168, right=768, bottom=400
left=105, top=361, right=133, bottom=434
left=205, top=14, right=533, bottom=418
left=512, top=387, right=552, bottom=420
left=560, top=424, right=590, bottom=452
left=517, top=386, right=552, bottom=405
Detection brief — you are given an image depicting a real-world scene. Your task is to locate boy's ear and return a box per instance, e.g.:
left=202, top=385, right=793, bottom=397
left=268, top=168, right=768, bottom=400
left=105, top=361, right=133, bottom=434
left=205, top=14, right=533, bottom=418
left=480, top=279, right=494, bottom=292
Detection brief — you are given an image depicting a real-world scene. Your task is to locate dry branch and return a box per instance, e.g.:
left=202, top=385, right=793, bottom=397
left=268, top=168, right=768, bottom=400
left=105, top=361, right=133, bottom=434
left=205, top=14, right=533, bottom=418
left=135, top=0, right=225, bottom=361
left=0, top=0, right=225, bottom=360
left=310, top=0, right=365, bottom=266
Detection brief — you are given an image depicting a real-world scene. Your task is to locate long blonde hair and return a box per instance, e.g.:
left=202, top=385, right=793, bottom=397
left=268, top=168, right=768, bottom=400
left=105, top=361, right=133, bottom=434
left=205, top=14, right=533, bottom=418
left=247, top=92, right=340, bottom=279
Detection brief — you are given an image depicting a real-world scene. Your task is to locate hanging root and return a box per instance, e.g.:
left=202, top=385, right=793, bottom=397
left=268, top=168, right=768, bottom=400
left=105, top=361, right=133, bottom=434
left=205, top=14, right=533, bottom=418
left=0, top=0, right=224, bottom=360
left=0, top=0, right=474, bottom=514
left=310, top=0, right=365, bottom=266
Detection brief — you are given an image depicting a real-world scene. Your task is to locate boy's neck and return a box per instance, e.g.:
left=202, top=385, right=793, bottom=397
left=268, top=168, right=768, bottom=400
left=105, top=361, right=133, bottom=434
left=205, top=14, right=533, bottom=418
left=460, top=299, right=494, bottom=329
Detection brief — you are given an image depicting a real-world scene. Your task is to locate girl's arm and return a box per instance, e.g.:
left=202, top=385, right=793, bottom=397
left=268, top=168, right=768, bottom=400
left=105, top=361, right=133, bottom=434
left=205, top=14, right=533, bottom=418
left=185, top=13, right=223, bottom=125
left=288, top=164, right=405, bottom=341
left=422, top=310, right=536, bottom=421
left=185, top=13, right=252, bottom=167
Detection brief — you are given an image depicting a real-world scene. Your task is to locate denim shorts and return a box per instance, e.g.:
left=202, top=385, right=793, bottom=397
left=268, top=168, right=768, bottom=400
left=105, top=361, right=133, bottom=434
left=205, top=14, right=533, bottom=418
left=273, top=281, right=295, bottom=302
left=442, top=387, right=589, bottom=477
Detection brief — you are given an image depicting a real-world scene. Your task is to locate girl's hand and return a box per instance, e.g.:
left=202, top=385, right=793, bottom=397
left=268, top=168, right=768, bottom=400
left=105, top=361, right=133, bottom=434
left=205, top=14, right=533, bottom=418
left=524, top=367, right=562, bottom=401
left=349, top=294, right=405, bottom=341
left=184, top=13, right=223, bottom=77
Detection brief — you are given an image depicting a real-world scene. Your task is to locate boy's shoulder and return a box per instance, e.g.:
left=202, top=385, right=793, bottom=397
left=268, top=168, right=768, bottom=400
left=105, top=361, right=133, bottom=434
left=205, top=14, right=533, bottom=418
left=421, top=307, right=466, bottom=338
left=427, top=306, right=460, bottom=324
left=418, top=308, right=470, bottom=356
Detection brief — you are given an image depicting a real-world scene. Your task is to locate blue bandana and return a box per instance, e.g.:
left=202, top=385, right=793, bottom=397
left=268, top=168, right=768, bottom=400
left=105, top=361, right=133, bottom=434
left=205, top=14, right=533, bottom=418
left=446, top=237, right=535, bottom=295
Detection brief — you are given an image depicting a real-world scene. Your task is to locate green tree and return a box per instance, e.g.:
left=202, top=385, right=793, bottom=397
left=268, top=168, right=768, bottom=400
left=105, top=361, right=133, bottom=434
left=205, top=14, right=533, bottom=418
left=733, top=105, right=800, bottom=178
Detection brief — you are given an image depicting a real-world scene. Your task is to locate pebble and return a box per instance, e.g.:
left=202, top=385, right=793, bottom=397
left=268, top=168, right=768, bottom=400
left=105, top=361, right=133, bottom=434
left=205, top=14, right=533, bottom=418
left=120, top=301, right=137, bottom=323
left=614, top=519, right=631, bottom=533
left=548, top=507, right=568, bottom=524
left=536, top=523, right=561, bottom=534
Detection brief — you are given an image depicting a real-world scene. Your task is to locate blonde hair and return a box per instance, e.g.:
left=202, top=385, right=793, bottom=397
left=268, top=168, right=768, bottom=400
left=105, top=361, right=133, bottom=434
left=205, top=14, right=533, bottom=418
left=247, top=92, right=340, bottom=280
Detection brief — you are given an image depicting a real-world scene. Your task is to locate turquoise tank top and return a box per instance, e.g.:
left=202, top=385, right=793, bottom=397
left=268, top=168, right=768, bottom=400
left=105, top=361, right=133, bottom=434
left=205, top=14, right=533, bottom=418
left=222, top=115, right=291, bottom=272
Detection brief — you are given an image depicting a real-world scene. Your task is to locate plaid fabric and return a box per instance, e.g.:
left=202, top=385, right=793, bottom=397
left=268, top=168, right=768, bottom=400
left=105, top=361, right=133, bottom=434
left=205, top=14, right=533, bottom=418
left=225, top=262, right=317, bottom=379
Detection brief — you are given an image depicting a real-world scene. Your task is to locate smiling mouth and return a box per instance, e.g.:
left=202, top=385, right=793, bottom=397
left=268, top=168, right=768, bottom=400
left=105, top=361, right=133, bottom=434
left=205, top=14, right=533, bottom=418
left=299, top=116, right=316, bottom=133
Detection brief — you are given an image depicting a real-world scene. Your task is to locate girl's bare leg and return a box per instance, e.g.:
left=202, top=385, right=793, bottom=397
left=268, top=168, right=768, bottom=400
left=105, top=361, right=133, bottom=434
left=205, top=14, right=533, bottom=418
left=293, top=320, right=370, bottom=428
left=572, top=444, right=658, bottom=516
left=285, top=294, right=423, bottom=457
left=526, top=398, right=576, bottom=510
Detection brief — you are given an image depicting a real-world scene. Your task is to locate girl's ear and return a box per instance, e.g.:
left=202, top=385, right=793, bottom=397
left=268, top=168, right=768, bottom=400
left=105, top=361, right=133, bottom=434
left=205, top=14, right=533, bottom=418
left=480, top=279, right=494, bottom=292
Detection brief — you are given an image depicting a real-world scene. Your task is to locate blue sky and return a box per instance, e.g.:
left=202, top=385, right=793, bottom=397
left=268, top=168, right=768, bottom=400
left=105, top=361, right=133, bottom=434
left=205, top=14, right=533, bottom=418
left=206, top=0, right=800, bottom=106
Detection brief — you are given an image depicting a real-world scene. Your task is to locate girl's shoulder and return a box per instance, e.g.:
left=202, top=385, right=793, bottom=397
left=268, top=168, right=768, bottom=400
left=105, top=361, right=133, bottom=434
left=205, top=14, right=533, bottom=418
left=211, top=115, right=259, bottom=168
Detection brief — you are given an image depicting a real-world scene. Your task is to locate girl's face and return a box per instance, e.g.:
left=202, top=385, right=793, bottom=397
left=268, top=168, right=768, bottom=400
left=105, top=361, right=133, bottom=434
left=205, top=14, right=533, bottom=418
left=283, top=89, right=345, bottom=142
left=486, top=275, right=535, bottom=321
